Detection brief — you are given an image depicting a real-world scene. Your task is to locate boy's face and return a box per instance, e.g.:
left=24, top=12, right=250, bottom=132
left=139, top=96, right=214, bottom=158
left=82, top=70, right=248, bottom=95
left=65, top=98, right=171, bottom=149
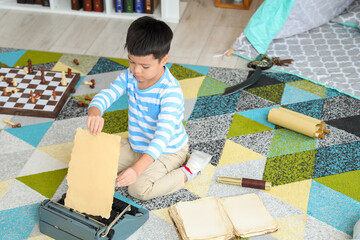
left=128, top=53, right=169, bottom=89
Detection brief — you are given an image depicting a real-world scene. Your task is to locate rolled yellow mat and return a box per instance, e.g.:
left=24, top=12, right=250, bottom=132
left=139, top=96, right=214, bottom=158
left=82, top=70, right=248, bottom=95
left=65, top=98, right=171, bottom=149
left=267, top=107, right=327, bottom=139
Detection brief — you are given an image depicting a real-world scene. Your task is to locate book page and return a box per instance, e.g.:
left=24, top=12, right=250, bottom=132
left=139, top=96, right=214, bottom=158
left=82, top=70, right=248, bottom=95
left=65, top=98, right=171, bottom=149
left=169, top=197, right=234, bottom=240
left=220, top=194, right=278, bottom=238
left=65, top=128, right=121, bottom=218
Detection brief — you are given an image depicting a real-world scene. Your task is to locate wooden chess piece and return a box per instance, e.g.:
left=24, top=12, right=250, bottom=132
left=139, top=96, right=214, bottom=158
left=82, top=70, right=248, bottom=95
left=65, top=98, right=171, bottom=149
left=3, top=118, right=21, bottom=128
left=73, top=58, right=79, bottom=65
left=67, top=68, right=72, bottom=78
left=84, top=96, right=93, bottom=101
left=30, top=90, right=36, bottom=103
left=41, top=68, right=46, bottom=84
left=28, top=59, right=33, bottom=74
left=3, top=87, right=7, bottom=96
left=52, top=90, right=57, bottom=100
left=13, top=78, right=18, bottom=87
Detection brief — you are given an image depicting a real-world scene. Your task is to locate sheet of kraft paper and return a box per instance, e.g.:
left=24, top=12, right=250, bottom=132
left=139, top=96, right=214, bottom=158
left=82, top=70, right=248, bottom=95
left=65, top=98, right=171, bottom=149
left=65, top=128, right=121, bottom=218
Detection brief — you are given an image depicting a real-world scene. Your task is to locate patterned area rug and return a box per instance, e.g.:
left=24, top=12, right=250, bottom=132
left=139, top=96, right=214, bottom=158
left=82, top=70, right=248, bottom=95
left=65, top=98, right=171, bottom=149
left=0, top=48, right=360, bottom=240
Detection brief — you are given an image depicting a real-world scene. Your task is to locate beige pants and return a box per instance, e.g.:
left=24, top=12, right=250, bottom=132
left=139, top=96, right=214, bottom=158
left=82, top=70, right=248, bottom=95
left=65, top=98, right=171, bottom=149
left=118, top=138, right=189, bottom=200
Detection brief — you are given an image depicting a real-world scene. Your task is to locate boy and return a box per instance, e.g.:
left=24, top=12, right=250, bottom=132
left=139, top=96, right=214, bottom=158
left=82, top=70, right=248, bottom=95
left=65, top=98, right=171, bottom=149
left=87, top=16, right=211, bottom=201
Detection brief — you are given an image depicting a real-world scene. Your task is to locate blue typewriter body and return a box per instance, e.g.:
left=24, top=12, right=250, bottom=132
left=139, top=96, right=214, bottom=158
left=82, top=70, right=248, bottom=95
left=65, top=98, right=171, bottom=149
left=38, top=195, right=149, bottom=240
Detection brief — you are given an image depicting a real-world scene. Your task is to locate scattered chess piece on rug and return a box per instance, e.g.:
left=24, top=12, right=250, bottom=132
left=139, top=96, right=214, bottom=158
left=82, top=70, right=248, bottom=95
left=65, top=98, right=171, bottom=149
left=84, top=79, right=95, bottom=89
left=3, top=118, right=21, bottom=128
left=84, top=95, right=93, bottom=101
left=73, top=58, right=79, bottom=65
left=77, top=101, right=88, bottom=108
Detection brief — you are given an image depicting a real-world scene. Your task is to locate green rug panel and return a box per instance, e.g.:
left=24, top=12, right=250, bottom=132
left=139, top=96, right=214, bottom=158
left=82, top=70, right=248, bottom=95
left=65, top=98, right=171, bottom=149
left=107, top=57, right=130, bottom=68
left=227, top=113, right=273, bottom=138
left=288, top=80, right=327, bottom=98
left=15, top=50, right=63, bottom=66
left=314, top=170, right=360, bottom=201
left=169, top=64, right=204, bottom=80
left=16, top=168, right=68, bottom=199
left=246, top=83, right=285, bottom=104
left=103, top=109, right=129, bottom=134
left=263, top=150, right=317, bottom=186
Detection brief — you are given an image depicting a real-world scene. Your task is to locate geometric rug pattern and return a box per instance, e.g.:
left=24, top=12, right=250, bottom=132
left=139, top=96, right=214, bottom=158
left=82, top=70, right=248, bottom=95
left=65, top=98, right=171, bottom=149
left=0, top=48, right=359, bottom=240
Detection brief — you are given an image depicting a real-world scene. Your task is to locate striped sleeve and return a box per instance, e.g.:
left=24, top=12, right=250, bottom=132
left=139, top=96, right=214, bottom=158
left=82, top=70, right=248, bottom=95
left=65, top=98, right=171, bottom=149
left=88, top=71, right=127, bottom=115
left=144, top=89, right=184, bottom=160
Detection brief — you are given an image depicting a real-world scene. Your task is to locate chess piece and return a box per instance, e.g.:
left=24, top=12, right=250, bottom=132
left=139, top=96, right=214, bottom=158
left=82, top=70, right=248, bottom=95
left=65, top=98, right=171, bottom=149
left=77, top=101, right=88, bottom=108
left=84, top=96, right=93, bottom=101
left=67, top=68, right=72, bottom=78
left=84, top=80, right=95, bottom=88
left=13, top=78, right=18, bottom=87
left=52, top=90, right=57, bottom=100
left=3, top=87, right=7, bottom=96
left=3, top=118, right=21, bottom=128
left=23, top=67, right=28, bottom=74
left=28, top=59, right=33, bottom=74
left=0, top=76, right=3, bottom=81
left=6, top=88, right=19, bottom=94
left=61, top=75, right=67, bottom=86
left=34, top=92, right=42, bottom=99
left=73, top=58, right=79, bottom=65
left=41, top=68, right=46, bottom=84
left=71, top=88, right=76, bottom=93
left=30, top=91, right=36, bottom=103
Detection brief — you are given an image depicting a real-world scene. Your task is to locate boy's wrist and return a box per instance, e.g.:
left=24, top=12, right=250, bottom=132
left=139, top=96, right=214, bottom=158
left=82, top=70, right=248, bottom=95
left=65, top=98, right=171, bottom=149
left=88, top=106, right=101, bottom=116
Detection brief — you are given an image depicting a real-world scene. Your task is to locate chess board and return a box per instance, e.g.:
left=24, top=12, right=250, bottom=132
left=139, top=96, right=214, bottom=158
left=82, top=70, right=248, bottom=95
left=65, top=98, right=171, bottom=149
left=0, top=67, right=80, bottom=118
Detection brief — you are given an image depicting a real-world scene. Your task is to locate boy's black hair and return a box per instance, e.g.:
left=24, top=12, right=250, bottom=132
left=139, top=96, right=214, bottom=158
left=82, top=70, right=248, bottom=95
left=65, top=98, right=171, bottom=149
left=125, top=16, right=173, bottom=61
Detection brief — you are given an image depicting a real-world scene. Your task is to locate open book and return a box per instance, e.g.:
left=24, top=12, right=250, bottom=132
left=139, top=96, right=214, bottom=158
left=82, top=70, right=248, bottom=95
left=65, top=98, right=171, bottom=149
left=169, top=193, right=278, bottom=240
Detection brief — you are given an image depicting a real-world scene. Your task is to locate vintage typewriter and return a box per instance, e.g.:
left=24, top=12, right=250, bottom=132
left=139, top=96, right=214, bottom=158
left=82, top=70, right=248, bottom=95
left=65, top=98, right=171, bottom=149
left=39, top=194, right=149, bottom=240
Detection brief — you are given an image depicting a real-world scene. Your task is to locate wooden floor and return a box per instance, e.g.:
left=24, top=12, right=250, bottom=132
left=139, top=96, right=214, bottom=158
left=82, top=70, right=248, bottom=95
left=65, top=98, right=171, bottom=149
left=0, top=0, right=263, bottom=69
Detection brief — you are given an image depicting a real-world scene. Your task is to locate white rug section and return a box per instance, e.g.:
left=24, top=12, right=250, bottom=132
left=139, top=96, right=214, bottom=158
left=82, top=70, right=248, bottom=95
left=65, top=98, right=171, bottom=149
left=17, top=149, right=68, bottom=178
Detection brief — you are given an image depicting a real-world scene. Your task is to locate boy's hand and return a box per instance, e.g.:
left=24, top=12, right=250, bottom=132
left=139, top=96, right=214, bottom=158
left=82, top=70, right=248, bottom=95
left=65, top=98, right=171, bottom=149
left=116, top=154, right=154, bottom=187
left=87, top=107, right=104, bottom=135
left=116, top=167, right=138, bottom=187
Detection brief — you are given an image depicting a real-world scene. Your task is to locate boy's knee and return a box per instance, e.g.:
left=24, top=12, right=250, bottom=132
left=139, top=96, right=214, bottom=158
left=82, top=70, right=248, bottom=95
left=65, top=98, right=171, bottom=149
left=128, top=183, right=152, bottom=201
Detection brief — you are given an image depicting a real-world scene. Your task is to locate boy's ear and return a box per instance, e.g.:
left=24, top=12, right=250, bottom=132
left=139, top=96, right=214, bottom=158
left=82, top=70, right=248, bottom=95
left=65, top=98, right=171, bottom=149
left=160, top=54, right=169, bottom=66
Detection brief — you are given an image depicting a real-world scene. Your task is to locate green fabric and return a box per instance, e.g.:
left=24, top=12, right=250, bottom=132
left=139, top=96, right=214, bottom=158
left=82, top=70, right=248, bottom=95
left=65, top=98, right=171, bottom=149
left=315, top=170, right=360, bottom=201
left=263, top=150, right=317, bottom=186
left=15, top=50, right=63, bottom=66
left=102, top=109, right=129, bottom=134
left=227, top=113, right=273, bottom=138
left=16, top=168, right=68, bottom=199
left=244, top=0, right=296, bottom=54
left=169, top=64, right=203, bottom=80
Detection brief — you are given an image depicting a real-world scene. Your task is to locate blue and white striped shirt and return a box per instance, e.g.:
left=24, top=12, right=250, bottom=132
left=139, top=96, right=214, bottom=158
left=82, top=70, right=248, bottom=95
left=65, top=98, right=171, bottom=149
left=89, top=66, right=188, bottom=161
